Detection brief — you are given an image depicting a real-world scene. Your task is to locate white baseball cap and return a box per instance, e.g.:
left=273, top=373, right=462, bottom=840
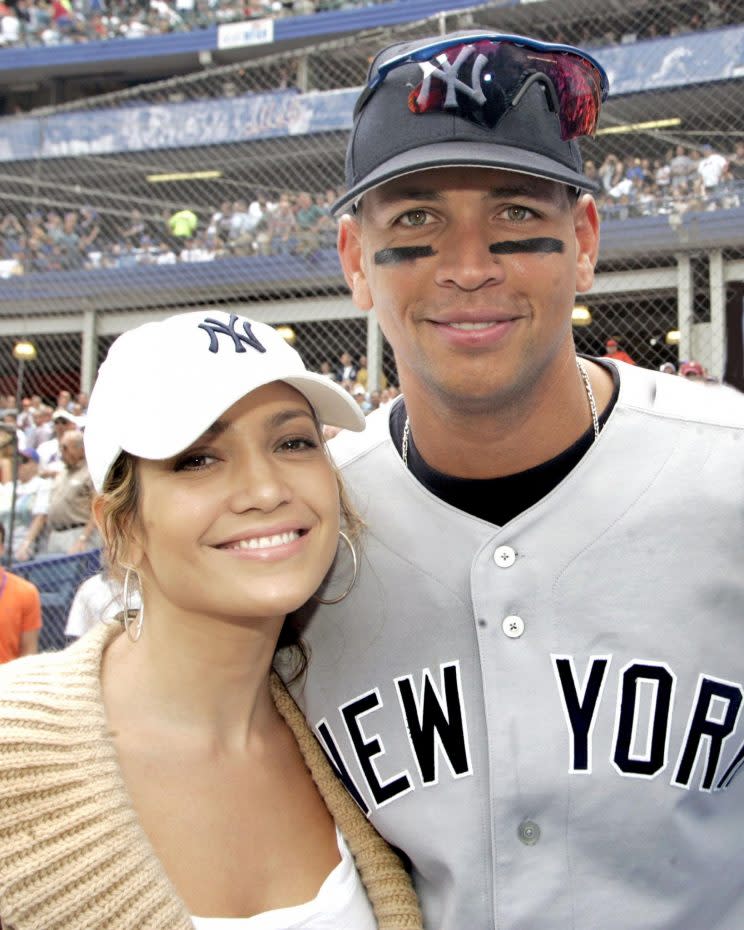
left=84, top=311, right=366, bottom=491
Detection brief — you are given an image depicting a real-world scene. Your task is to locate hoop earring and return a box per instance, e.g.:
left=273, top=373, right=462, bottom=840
left=122, top=568, right=144, bottom=642
left=315, top=531, right=358, bottom=605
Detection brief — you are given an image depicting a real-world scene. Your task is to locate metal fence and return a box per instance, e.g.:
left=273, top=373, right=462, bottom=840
left=0, top=0, right=743, bottom=404
left=11, top=548, right=102, bottom=652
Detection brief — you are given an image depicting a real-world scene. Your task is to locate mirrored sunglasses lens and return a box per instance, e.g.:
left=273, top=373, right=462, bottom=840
left=403, top=40, right=601, bottom=141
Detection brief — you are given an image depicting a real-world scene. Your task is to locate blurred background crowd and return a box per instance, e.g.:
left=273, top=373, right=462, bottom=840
left=0, top=0, right=739, bottom=51
left=0, top=0, right=390, bottom=48
left=1, top=139, right=743, bottom=279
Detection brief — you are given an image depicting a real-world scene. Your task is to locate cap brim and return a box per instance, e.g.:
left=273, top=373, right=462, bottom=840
left=122, top=372, right=365, bottom=465
left=332, top=141, right=600, bottom=214
left=282, top=373, right=367, bottom=433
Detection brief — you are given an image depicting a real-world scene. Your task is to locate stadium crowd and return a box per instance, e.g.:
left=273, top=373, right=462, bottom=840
left=0, top=0, right=387, bottom=49
left=1, top=142, right=743, bottom=279
left=0, top=0, right=738, bottom=52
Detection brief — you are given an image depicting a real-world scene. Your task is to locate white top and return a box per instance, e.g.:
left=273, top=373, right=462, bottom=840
left=191, top=829, right=376, bottom=930
left=65, top=573, right=140, bottom=638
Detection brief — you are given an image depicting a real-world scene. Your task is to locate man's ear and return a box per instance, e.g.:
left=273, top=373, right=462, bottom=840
left=337, top=214, right=373, bottom=312
left=574, top=194, right=600, bottom=295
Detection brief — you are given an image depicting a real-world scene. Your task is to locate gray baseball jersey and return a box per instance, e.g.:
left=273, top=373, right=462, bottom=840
left=290, top=361, right=744, bottom=930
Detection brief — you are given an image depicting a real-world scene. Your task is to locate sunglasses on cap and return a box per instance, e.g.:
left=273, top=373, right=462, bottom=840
left=355, top=33, right=609, bottom=142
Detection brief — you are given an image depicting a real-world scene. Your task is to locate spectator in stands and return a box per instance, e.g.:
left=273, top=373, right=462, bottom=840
left=294, top=191, right=326, bottom=256
left=603, top=337, right=636, bottom=365
left=0, top=3, right=20, bottom=45
left=336, top=350, right=358, bottom=384
left=1, top=448, right=50, bottom=562
left=0, top=427, right=14, bottom=485
left=599, top=153, right=623, bottom=193
left=120, top=209, right=146, bottom=249
left=16, top=396, right=36, bottom=436
left=696, top=143, right=730, bottom=201
left=654, top=155, right=672, bottom=192
left=166, top=207, right=198, bottom=245
left=45, top=429, right=98, bottom=555
left=1, top=409, right=27, bottom=456
left=250, top=197, right=276, bottom=257
left=679, top=360, right=705, bottom=379
left=1, top=214, right=23, bottom=254
left=22, top=404, right=47, bottom=450
left=57, top=210, right=84, bottom=270
left=582, top=159, right=599, bottom=188
left=659, top=361, right=677, bottom=374
left=266, top=193, right=297, bottom=255
left=78, top=206, right=100, bottom=250
left=227, top=198, right=260, bottom=255
left=206, top=200, right=233, bottom=243
left=249, top=191, right=276, bottom=225
left=312, top=192, right=337, bottom=248
left=669, top=144, right=696, bottom=191
left=0, top=523, right=41, bottom=664
left=730, top=141, right=744, bottom=180
left=317, top=359, right=337, bottom=380
left=179, top=233, right=216, bottom=263
left=56, top=390, right=72, bottom=412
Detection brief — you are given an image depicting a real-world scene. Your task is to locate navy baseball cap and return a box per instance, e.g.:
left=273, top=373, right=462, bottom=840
left=333, top=31, right=609, bottom=214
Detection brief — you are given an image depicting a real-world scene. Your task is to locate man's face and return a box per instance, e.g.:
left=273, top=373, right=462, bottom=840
left=60, top=436, right=84, bottom=467
left=338, top=166, right=599, bottom=416
left=54, top=417, right=73, bottom=438
left=18, top=457, right=37, bottom=482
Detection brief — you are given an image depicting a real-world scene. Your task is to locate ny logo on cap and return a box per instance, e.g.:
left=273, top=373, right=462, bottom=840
left=415, top=45, right=487, bottom=110
left=198, top=314, right=267, bottom=355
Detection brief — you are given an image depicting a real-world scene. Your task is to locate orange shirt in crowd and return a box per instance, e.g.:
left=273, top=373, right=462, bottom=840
left=0, top=570, right=42, bottom=664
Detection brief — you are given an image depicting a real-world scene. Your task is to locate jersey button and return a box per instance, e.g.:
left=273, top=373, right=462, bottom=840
left=518, top=820, right=541, bottom=846
left=493, top=545, right=516, bottom=567
left=502, top=615, right=524, bottom=638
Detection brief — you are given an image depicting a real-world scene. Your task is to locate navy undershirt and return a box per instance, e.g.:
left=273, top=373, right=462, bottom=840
left=389, top=360, right=620, bottom=527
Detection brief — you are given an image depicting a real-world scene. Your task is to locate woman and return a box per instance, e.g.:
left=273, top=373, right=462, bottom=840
left=0, top=312, right=422, bottom=930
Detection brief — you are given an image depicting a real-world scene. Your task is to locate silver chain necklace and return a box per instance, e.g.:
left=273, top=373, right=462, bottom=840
left=401, top=357, right=600, bottom=469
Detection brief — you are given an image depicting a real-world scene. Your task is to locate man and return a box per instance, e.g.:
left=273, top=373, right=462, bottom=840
left=36, top=407, right=80, bottom=477
left=336, top=350, right=358, bottom=384
left=0, top=522, right=41, bottom=663
left=2, top=448, right=50, bottom=562
left=679, top=359, right=705, bottom=380
left=603, top=336, right=636, bottom=365
left=696, top=143, right=729, bottom=198
left=45, top=430, right=98, bottom=555
left=293, top=32, right=744, bottom=930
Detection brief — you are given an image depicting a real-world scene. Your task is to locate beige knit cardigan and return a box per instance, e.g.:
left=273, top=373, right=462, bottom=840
left=0, top=623, right=422, bottom=930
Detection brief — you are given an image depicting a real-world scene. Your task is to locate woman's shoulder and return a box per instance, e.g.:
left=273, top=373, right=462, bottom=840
left=0, top=622, right=114, bottom=718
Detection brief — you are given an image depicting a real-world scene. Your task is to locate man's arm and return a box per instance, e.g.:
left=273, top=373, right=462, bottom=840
left=18, top=628, right=39, bottom=656
left=20, top=582, right=42, bottom=656
left=16, top=513, right=47, bottom=561
left=69, top=516, right=97, bottom=554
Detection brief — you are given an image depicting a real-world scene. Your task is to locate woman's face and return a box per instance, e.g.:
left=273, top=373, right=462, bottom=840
left=131, top=382, right=340, bottom=628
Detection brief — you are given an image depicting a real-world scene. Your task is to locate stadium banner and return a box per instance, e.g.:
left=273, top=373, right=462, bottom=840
left=217, top=18, right=274, bottom=50
left=596, top=24, right=744, bottom=96
left=2, top=25, right=743, bottom=164
left=0, top=87, right=358, bottom=162
left=725, top=283, right=744, bottom=392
